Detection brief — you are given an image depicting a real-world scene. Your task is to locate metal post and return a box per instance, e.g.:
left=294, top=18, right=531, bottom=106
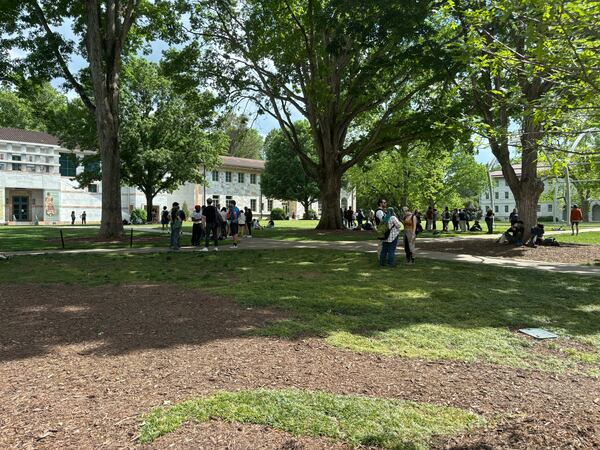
left=553, top=180, right=558, bottom=223
left=487, top=170, right=495, bottom=215
left=130, top=228, right=133, bottom=248
left=60, top=229, right=65, bottom=249
left=565, top=163, right=571, bottom=226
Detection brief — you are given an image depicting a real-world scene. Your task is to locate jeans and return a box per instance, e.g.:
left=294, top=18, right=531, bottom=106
left=379, top=237, right=398, bottom=266
left=204, top=223, right=219, bottom=247
left=170, top=226, right=181, bottom=249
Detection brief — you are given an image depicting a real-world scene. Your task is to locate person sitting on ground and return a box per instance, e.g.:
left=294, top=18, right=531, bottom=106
left=253, top=219, right=262, bottom=230
left=362, top=219, right=373, bottom=231
left=267, top=219, right=275, bottom=228
left=469, top=220, right=483, bottom=232
left=499, top=220, right=525, bottom=245
left=526, top=223, right=545, bottom=247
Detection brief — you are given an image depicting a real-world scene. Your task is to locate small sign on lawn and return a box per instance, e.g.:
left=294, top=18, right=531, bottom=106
left=519, top=328, right=559, bottom=340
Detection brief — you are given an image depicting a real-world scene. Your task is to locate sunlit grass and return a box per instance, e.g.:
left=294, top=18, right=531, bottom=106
left=139, top=389, right=484, bottom=448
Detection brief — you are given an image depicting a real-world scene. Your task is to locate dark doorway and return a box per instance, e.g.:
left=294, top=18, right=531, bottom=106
left=12, top=196, right=29, bottom=221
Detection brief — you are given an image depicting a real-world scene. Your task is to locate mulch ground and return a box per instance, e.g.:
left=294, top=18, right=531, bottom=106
left=418, top=238, right=600, bottom=265
left=1, top=284, right=599, bottom=449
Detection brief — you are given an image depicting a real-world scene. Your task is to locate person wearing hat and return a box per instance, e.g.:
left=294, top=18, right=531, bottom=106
left=190, top=205, right=203, bottom=246
left=570, top=204, right=583, bottom=236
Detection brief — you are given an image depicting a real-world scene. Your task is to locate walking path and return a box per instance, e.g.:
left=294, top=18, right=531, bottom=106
left=3, top=237, right=600, bottom=276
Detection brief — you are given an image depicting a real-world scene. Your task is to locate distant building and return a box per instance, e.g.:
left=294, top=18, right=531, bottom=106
left=479, top=167, right=600, bottom=222
left=0, top=127, right=355, bottom=224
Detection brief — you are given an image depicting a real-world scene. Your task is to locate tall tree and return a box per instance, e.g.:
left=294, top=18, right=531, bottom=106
left=169, top=0, right=462, bottom=229
left=222, top=113, right=264, bottom=159
left=0, top=1, right=181, bottom=237
left=450, top=0, right=594, bottom=235
left=261, top=122, right=320, bottom=218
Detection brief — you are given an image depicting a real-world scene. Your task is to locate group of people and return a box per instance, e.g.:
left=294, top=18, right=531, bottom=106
left=375, top=198, right=418, bottom=267
left=70, top=210, right=86, bottom=225
left=162, top=199, right=261, bottom=251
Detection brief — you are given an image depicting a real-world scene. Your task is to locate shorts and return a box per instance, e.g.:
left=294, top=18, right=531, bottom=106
left=572, top=221, right=581, bottom=224
left=230, top=223, right=239, bottom=235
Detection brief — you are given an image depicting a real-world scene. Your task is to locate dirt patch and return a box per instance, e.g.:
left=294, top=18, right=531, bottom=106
left=1, top=284, right=599, bottom=449
left=418, top=238, right=600, bottom=265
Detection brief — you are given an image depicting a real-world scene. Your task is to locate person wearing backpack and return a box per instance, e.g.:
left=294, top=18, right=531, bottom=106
left=402, top=206, right=417, bottom=264
left=227, top=200, right=241, bottom=248
left=379, top=207, right=401, bottom=267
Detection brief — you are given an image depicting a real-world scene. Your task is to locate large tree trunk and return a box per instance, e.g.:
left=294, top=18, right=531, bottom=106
left=145, top=191, right=156, bottom=223
left=98, top=119, right=123, bottom=237
left=316, top=174, right=342, bottom=229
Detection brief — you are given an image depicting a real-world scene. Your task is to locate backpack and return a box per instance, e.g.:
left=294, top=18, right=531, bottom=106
left=215, top=209, right=224, bottom=225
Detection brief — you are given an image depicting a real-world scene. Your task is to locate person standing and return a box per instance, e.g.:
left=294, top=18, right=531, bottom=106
left=201, top=198, right=219, bottom=251
left=458, top=209, right=467, bottom=232
left=161, top=206, right=170, bottom=232
left=238, top=207, right=246, bottom=238
left=402, top=207, right=417, bottom=264
left=485, top=208, right=494, bottom=234
left=228, top=200, right=241, bottom=248
left=570, top=204, right=583, bottom=236
left=509, top=208, right=519, bottom=225
left=441, top=207, right=450, bottom=232
left=245, top=207, right=253, bottom=238
left=451, top=208, right=459, bottom=231
left=71, top=211, right=76, bottom=225
left=374, top=198, right=387, bottom=258
left=425, top=206, right=434, bottom=231
left=379, top=207, right=401, bottom=267
left=219, top=207, right=228, bottom=239
left=169, top=202, right=184, bottom=250
left=81, top=211, right=87, bottom=225
left=190, top=205, right=203, bottom=246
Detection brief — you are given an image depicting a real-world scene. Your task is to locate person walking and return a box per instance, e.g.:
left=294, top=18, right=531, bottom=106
left=228, top=200, right=241, bottom=248
left=161, top=206, right=170, bottom=232
left=379, top=207, right=401, bottom=267
left=71, top=211, right=76, bottom=225
left=485, top=208, right=494, bottom=234
left=190, top=205, right=203, bottom=246
left=402, top=207, right=417, bottom=264
left=201, top=198, right=219, bottom=252
left=81, top=211, right=87, bottom=225
left=570, top=204, right=583, bottom=235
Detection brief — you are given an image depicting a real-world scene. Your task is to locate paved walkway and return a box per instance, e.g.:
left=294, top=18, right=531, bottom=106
left=3, top=237, right=600, bottom=276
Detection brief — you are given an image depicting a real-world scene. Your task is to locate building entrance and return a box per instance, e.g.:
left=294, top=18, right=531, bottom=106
left=12, top=196, right=29, bottom=221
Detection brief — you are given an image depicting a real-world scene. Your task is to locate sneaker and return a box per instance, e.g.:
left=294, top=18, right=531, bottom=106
left=201, top=247, right=209, bottom=252
left=247, top=235, right=252, bottom=239
left=214, top=247, right=218, bottom=252
left=230, top=245, right=238, bottom=249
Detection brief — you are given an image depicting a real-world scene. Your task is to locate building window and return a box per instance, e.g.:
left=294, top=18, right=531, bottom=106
left=238, top=172, right=245, bottom=183
left=212, top=195, right=220, bottom=208
left=250, top=173, right=257, bottom=184
left=537, top=204, right=541, bottom=212
left=504, top=205, right=509, bottom=213
left=485, top=192, right=489, bottom=200
left=250, top=199, right=257, bottom=211
left=88, top=184, right=98, bottom=193
left=495, top=192, right=499, bottom=200
left=26, top=164, right=35, bottom=172
left=11, top=155, right=22, bottom=171
left=225, top=171, right=232, bottom=182
left=494, top=205, right=499, bottom=213
left=211, top=170, right=219, bottom=182
left=0, top=163, right=5, bottom=171
left=225, top=195, right=233, bottom=208
left=59, top=153, right=77, bottom=177
left=548, top=204, right=553, bottom=212
left=504, top=191, right=509, bottom=199
left=267, top=199, right=273, bottom=211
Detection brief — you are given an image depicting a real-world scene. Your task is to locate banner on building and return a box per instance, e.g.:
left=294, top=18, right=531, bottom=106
left=44, top=190, right=60, bottom=222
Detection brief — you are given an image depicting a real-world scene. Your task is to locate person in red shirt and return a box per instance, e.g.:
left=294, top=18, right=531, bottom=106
left=570, top=204, right=583, bottom=235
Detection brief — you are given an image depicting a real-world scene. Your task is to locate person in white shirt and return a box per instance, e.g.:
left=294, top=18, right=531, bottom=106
left=238, top=208, right=246, bottom=237
left=379, top=207, right=401, bottom=267
left=190, top=205, right=203, bottom=246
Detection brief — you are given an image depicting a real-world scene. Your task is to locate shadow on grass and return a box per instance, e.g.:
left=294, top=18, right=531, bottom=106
left=0, top=249, right=599, bottom=366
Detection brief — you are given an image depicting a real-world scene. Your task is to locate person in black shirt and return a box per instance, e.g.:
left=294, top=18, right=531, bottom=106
left=245, top=207, right=253, bottom=238
left=201, top=198, right=219, bottom=251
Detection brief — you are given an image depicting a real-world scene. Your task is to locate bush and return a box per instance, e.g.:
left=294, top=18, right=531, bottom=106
left=270, top=207, right=286, bottom=220
left=181, top=202, right=190, bottom=221
left=130, top=208, right=147, bottom=224
left=537, top=216, right=556, bottom=222
left=304, top=209, right=318, bottom=220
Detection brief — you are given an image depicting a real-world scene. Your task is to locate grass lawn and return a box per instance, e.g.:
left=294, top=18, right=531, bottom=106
left=547, top=231, right=600, bottom=245
left=0, top=226, right=168, bottom=251
left=1, top=249, right=599, bottom=375
left=139, top=389, right=484, bottom=448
